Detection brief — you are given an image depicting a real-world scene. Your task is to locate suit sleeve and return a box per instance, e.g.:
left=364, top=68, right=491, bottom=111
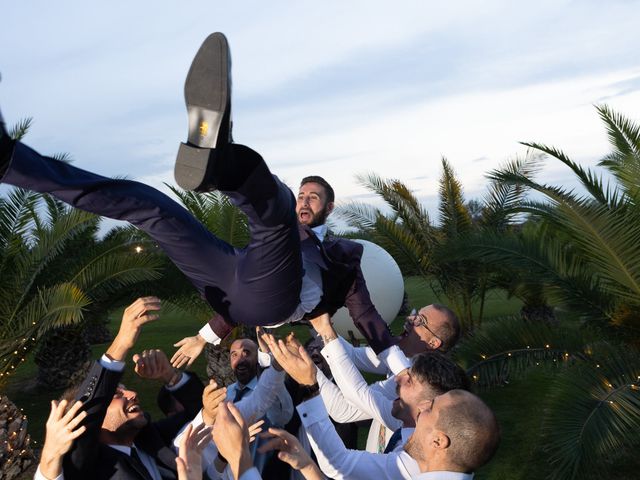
left=63, top=361, right=124, bottom=478
left=342, top=248, right=395, bottom=354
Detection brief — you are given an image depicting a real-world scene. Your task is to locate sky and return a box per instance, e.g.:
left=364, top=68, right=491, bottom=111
left=2, top=0, right=640, bottom=226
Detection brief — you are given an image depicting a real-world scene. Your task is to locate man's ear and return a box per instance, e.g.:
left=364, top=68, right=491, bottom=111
left=431, top=430, right=451, bottom=450
left=326, top=201, right=335, bottom=216
left=429, top=337, right=442, bottom=350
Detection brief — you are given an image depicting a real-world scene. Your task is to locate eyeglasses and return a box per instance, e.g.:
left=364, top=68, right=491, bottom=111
left=409, top=308, right=441, bottom=343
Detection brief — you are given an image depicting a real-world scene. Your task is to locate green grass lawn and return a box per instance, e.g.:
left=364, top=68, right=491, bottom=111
left=5, top=276, right=565, bottom=479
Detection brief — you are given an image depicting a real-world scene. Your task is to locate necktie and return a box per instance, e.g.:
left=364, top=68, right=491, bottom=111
left=130, top=447, right=154, bottom=480
left=233, top=385, right=249, bottom=403
left=383, top=428, right=403, bottom=454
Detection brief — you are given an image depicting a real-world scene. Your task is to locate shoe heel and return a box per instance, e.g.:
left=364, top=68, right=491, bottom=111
left=174, top=142, right=215, bottom=191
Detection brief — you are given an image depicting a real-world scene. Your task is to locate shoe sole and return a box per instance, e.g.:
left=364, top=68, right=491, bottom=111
left=175, top=32, right=231, bottom=191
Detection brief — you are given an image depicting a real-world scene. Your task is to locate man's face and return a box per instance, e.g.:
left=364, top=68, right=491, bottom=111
left=305, top=337, right=330, bottom=377
left=403, top=392, right=449, bottom=462
left=230, top=339, right=259, bottom=386
left=398, top=305, right=447, bottom=356
left=296, top=182, right=334, bottom=228
left=102, top=385, right=148, bottom=434
left=392, top=370, right=427, bottom=426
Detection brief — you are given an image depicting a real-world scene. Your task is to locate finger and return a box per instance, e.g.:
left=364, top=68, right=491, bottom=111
left=257, top=437, right=283, bottom=454
left=278, top=450, right=298, bottom=466
left=136, top=312, right=159, bottom=325
left=52, top=399, right=66, bottom=420
left=175, top=457, right=188, bottom=478
left=66, top=409, right=88, bottom=430
left=287, top=334, right=302, bottom=349
left=132, top=353, right=141, bottom=364
left=186, top=356, right=196, bottom=367
left=226, top=402, right=246, bottom=429
left=267, top=427, right=293, bottom=441
left=208, top=388, right=228, bottom=406
left=173, top=338, right=187, bottom=349
left=249, top=419, right=265, bottom=431
left=298, top=345, right=315, bottom=366
left=62, top=400, right=85, bottom=424
left=69, top=425, right=87, bottom=439
left=172, top=355, right=189, bottom=369
left=145, top=351, right=158, bottom=373
left=179, top=423, right=193, bottom=459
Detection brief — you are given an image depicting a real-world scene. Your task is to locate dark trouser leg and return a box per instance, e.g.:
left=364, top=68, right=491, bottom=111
left=2, top=141, right=302, bottom=328
left=1, top=141, right=236, bottom=302
left=210, top=144, right=303, bottom=326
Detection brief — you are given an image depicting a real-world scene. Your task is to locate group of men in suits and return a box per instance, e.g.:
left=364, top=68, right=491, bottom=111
left=1, top=32, right=502, bottom=479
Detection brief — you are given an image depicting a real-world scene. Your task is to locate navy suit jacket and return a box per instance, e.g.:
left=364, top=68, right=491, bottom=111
left=63, top=361, right=203, bottom=480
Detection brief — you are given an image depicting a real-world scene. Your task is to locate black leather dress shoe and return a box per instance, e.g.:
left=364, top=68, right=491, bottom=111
left=175, top=32, right=232, bottom=192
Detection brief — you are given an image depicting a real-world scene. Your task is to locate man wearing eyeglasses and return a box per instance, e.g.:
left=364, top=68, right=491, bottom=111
left=310, top=307, right=461, bottom=454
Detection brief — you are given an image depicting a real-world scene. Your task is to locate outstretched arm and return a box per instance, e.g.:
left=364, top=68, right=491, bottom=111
left=64, top=297, right=162, bottom=477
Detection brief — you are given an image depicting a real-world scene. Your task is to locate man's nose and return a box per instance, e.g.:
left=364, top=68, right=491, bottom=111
left=123, top=389, right=138, bottom=400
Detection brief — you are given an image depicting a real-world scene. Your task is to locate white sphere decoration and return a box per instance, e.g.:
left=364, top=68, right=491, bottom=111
left=331, top=239, right=404, bottom=339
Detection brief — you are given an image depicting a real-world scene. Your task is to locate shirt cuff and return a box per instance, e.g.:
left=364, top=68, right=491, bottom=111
left=35, top=464, right=64, bottom=480
left=239, top=467, right=262, bottom=480
left=99, top=354, right=126, bottom=372
left=378, top=345, right=411, bottom=375
left=199, top=323, right=222, bottom=344
left=320, top=335, right=343, bottom=360
left=165, top=371, right=190, bottom=391
left=297, top=394, right=328, bottom=427
left=258, top=351, right=272, bottom=368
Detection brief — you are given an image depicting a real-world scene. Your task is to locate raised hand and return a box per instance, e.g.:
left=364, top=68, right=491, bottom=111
left=175, top=422, right=212, bottom=480
left=211, top=401, right=253, bottom=480
left=262, top=332, right=317, bottom=386
left=107, top=296, right=161, bottom=361
left=201, top=379, right=227, bottom=426
left=39, top=399, right=88, bottom=479
left=171, top=334, right=207, bottom=368
left=133, top=349, right=177, bottom=384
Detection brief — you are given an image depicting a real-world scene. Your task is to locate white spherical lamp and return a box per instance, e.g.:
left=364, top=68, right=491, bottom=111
left=331, top=239, right=404, bottom=339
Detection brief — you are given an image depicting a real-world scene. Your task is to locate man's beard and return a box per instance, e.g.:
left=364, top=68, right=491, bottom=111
left=306, top=206, right=330, bottom=228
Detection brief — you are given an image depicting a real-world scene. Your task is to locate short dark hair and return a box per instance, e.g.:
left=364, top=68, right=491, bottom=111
left=300, top=176, right=335, bottom=203
left=432, top=303, right=461, bottom=352
left=435, top=390, right=500, bottom=471
left=410, top=350, right=470, bottom=395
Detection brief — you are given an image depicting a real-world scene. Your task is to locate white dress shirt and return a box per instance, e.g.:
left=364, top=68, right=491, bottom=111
left=298, top=395, right=421, bottom=479
left=412, top=472, right=474, bottom=479
left=318, top=337, right=404, bottom=453
left=322, top=338, right=402, bottom=432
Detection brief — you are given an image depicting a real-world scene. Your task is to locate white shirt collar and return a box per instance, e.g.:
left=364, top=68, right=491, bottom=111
left=412, top=471, right=474, bottom=479
left=312, top=224, right=328, bottom=242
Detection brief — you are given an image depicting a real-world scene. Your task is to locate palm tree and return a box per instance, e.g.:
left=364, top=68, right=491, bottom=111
left=0, top=121, right=162, bottom=479
left=337, top=156, right=534, bottom=330
left=455, top=105, right=640, bottom=479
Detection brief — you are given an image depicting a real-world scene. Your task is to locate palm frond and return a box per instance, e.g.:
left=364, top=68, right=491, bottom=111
left=8, top=118, right=33, bottom=141
left=438, top=157, right=472, bottom=238
left=454, top=317, right=592, bottom=389
left=520, top=141, right=611, bottom=205
left=543, top=343, right=640, bottom=480
left=0, top=283, right=89, bottom=382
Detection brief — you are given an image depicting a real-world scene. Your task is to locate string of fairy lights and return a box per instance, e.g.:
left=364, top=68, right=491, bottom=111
left=468, top=343, right=640, bottom=408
